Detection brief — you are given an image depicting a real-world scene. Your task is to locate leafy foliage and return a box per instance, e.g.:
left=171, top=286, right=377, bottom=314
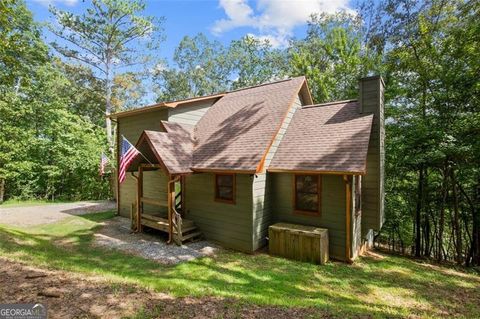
left=49, top=0, right=165, bottom=150
left=0, top=0, right=108, bottom=201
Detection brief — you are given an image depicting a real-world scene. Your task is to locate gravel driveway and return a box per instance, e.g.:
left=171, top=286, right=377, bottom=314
left=0, top=200, right=219, bottom=265
left=0, top=200, right=115, bottom=227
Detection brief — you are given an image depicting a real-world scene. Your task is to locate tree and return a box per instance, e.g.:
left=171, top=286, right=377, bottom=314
left=49, top=0, right=164, bottom=154
left=289, top=12, right=382, bottom=103
left=154, top=33, right=231, bottom=101
left=0, top=0, right=49, bottom=202
left=0, top=0, right=48, bottom=90
left=379, top=0, right=480, bottom=265
left=55, top=60, right=105, bottom=126
left=227, top=35, right=287, bottom=89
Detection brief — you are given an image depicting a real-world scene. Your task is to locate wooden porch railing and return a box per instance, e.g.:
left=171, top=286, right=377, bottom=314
left=175, top=190, right=182, bottom=213
left=171, top=207, right=183, bottom=245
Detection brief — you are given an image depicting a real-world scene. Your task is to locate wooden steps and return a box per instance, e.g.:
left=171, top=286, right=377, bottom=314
left=140, top=213, right=202, bottom=244
left=181, top=230, right=202, bottom=242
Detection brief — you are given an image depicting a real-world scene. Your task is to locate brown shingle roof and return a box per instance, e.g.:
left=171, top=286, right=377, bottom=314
left=192, top=77, right=307, bottom=171
left=160, top=120, right=194, bottom=135
left=136, top=126, right=193, bottom=174
left=269, top=101, right=373, bottom=174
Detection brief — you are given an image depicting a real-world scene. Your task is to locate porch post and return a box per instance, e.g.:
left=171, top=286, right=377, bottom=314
left=167, top=174, right=174, bottom=244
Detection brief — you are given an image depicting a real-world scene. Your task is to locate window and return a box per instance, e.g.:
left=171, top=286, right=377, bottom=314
left=355, top=175, right=362, bottom=215
left=215, top=174, right=235, bottom=203
left=294, top=175, right=321, bottom=214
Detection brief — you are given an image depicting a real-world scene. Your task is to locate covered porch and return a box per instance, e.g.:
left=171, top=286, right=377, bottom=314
left=127, top=122, right=201, bottom=245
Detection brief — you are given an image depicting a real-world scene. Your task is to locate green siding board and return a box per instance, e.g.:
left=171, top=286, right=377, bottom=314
left=270, top=173, right=347, bottom=260
left=185, top=173, right=253, bottom=252
left=117, top=109, right=168, bottom=217
left=168, top=101, right=214, bottom=126
left=359, top=76, right=385, bottom=233
left=252, top=173, right=273, bottom=250
left=119, top=176, right=136, bottom=217
left=142, top=170, right=168, bottom=215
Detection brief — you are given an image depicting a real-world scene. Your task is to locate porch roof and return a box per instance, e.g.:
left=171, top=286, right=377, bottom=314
left=129, top=123, right=193, bottom=174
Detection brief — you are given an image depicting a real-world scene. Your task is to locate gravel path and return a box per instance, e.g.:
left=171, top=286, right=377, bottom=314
left=0, top=200, right=115, bottom=227
left=94, top=216, right=220, bottom=265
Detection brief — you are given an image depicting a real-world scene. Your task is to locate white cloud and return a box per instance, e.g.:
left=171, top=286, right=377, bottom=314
left=32, top=0, right=78, bottom=7
left=212, top=0, right=353, bottom=47
left=246, top=33, right=287, bottom=49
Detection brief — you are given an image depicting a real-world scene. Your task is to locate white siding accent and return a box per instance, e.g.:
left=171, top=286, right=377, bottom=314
left=251, top=94, right=305, bottom=250
left=167, top=102, right=213, bottom=126
left=262, top=95, right=303, bottom=170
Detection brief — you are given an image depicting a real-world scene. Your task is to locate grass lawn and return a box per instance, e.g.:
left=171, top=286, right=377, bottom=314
left=0, top=211, right=479, bottom=318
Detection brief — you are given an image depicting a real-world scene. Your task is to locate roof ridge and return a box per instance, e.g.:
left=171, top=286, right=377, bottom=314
left=225, top=76, right=305, bottom=94
left=302, top=99, right=358, bottom=109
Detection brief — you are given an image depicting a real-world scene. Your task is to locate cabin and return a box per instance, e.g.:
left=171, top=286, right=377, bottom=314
left=109, top=75, right=385, bottom=262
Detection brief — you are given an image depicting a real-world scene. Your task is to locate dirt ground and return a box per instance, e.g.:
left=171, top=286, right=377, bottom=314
left=0, top=258, right=325, bottom=319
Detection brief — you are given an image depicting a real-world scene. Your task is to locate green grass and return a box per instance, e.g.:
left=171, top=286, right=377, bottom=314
left=0, top=198, right=73, bottom=207
left=0, top=212, right=479, bottom=318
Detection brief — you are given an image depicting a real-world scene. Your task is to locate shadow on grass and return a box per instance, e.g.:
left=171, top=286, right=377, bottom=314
left=0, top=212, right=479, bottom=318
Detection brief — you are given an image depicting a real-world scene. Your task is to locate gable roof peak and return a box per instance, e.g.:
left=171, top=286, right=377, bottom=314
left=227, top=76, right=306, bottom=94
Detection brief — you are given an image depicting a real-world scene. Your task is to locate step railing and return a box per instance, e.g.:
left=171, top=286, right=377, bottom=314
left=171, top=207, right=183, bottom=245
left=175, top=190, right=182, bottom=213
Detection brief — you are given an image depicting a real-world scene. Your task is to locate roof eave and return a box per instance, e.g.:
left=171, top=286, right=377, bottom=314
left=108, top=93, right=226, bottom=119
left=267, top=168, right=366, bottom=175
left=192, top=168, right=256, bottom=174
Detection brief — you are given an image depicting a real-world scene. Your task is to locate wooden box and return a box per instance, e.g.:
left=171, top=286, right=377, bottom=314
left=268, top=222, right=329, bottom=264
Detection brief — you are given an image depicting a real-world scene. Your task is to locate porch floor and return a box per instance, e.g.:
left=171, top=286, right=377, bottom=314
left=141, top=213, right=194, bottom=233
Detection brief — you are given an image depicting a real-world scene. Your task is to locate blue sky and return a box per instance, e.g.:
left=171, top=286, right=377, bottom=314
left=26, top=0, right=355, bottom=64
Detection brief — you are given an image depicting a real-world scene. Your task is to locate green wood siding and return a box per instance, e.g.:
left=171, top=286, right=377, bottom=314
left=359, top=76, right=385, bottom=233
left=270, top=173, right=347, bottom=260
left=252, top=173, right=272, bottom=250
left=168, top=101, right=214, bottom=126
left=117, top=109, right=168, bottom=217
left=142, top=170, right=168, bottom=216
left=351, top=175, right=362, bottom=259
left=185, top=173, right=254, bottom=252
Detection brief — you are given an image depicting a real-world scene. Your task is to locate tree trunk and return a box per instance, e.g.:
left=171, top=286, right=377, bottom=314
left=451, top=169, right=462, bottom=264
left=415, top=166, right=424, bottom=257
left=457, top=180, right=479, bottom=266
left=474, top=181, right=480, bottom=266
left=438, top=165, right=448, bottom=261
left=105, top=60, right=113, bottom=156
left=0, top=178, right=4, bottom=203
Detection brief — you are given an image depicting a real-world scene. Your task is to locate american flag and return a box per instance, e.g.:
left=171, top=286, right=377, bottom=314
left=119, top=136, right=140, bottom=183
left=99, top=153, right=109, bottom=176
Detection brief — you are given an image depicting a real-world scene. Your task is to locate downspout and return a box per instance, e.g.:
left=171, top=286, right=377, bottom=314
left=344, top=175, right=353, bottom=263
left=167, top=175, right=181, bottom=244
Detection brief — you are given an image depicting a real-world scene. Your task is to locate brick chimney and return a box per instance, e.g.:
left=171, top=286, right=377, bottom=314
left=359, top=75, right=385, bottom=233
